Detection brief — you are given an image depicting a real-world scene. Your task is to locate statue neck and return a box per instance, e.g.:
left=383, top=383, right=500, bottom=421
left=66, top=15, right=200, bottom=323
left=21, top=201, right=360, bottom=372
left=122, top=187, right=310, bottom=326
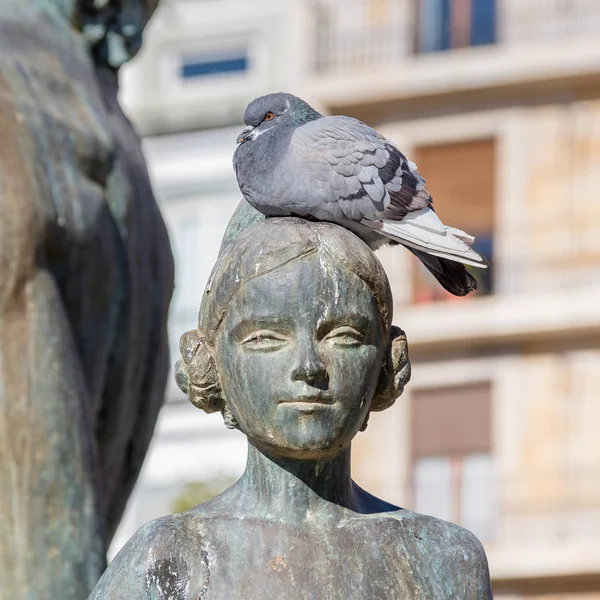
left=236, top=442, right=361, bottom=525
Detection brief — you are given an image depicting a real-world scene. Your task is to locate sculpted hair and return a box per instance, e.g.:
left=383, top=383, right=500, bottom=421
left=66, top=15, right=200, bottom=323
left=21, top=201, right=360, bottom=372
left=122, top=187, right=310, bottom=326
left=175, top=218, right=410, bottom=425
left=201, top=217, right=393, bottom=340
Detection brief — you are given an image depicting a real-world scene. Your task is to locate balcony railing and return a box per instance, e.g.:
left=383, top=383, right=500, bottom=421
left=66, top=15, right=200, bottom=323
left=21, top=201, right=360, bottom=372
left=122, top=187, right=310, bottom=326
left=505, top=0, right=600, bottom=46
left=313, top=0, right=407, bottom=73
left=310, top=0, right=600, bottom=73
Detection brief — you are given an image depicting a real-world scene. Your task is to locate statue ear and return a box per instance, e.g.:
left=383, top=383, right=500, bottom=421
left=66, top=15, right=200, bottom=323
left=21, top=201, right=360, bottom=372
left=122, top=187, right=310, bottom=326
left=175, top=329, right=224, bottom=414
left=175, top=329, right=240, bottom=430
left=371, top=326, right=411, bottom=413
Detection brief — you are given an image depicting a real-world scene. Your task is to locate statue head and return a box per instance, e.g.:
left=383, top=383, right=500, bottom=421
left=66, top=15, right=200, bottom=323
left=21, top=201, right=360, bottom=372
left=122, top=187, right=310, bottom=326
left=176, top=218, right=410, bottom=459
left=76, top=0, right=159, bottom=68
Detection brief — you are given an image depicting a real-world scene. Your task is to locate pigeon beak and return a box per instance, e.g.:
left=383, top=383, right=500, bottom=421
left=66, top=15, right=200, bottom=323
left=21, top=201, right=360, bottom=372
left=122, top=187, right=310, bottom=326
left=236, top=125, right=255, bottom=144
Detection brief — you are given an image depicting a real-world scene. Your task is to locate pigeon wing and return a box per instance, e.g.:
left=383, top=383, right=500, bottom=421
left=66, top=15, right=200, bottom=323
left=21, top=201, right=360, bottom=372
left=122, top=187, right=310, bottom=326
left=290, top=116, right=431, bottom=222
left=291, top=116, right=486, bottom=268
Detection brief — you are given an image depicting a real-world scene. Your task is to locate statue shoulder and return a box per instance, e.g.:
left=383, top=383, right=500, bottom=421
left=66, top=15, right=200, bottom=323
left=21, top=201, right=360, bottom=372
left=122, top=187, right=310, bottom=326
left=89, top=514, right=209, bottom=600
left=390, top=510, right=493, bottom=599
left=0, top=87, right=45, bottom=310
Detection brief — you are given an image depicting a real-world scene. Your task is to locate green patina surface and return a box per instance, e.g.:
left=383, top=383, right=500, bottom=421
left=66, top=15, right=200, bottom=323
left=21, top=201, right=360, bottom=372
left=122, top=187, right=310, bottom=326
left=90, top=212, right=492, bottom=599
left=0, top=0, right=173, bottom=597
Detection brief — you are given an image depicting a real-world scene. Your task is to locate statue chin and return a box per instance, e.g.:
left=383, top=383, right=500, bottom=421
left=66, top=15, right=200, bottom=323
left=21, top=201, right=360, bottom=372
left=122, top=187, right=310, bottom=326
left=244, top=417, right=358, bottom=462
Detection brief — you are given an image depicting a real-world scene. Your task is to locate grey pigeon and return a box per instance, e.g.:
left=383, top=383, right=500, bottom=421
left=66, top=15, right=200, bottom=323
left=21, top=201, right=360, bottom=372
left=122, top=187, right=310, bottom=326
left=233, top=92, right=487, bottom=296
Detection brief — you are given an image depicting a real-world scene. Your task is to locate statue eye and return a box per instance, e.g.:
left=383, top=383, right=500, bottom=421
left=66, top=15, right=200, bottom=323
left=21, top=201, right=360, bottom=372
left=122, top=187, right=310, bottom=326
left=323, top=326, right=364, bottom=347
left=264, top=111, right=275, bottom=121
left=242, top=330, right=287, bottom=351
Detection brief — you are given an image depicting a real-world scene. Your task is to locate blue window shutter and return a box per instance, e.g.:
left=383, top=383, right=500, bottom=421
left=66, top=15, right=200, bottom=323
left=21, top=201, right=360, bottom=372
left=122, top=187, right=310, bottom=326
left=419, top=0, right=451, bottom=53
left=471, top=0, right=496, bottom=46
left=440, top=0, right=451, bottom=50
left=180, top=53, right=248, bottom=80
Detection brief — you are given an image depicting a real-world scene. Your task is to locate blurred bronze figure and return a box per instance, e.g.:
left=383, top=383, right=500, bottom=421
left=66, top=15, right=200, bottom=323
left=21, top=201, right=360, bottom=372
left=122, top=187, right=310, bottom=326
left=0, top=0, right=174, bottom=596
left=89, top=215, right=492, bottom=599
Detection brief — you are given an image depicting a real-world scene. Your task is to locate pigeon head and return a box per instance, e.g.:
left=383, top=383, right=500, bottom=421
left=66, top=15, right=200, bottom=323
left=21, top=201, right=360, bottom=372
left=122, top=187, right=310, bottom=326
left=236, top=93, right=322, bottom=145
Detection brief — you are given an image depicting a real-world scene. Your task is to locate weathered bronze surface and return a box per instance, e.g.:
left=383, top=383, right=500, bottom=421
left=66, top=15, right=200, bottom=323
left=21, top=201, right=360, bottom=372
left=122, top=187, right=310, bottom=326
left=0, top=0, right=174, bottom=596
left=90, top=214, right=492, bottom=599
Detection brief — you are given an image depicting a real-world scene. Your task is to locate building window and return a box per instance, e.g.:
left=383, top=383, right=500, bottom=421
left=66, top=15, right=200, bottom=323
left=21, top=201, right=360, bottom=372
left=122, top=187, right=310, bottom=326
left=163, top=197, right=241, bottom=389
left=416, top=0, right=496, bottom=53
left=410, top=382, right=495, bottom=541
left=470, top=0, right=496, bottom=46
left=168, top=215, right=205, bottom=366
left=411, top=138, right=495, bottom=303
left=180, top=49, right=248, bottom=80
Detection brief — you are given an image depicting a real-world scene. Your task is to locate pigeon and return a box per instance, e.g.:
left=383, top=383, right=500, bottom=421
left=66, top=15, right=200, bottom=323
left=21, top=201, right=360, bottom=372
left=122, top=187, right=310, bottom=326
left=233, top=92, right=487, bottom=296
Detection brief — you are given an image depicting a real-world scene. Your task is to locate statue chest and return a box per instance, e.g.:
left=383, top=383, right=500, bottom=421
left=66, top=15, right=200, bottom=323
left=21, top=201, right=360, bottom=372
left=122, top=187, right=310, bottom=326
left=145, top=517, right=474, bottom=600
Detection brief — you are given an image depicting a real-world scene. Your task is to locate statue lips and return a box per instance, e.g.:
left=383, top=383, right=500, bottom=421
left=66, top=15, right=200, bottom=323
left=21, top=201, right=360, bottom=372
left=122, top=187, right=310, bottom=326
left=278, top=393, right=334, bottom=414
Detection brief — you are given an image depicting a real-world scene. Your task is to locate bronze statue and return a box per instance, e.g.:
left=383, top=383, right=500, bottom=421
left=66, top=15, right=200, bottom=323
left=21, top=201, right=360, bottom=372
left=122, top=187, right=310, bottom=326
left=89, top=216, right=492, bottom=599
left=0, top=0, right=173, bottom=596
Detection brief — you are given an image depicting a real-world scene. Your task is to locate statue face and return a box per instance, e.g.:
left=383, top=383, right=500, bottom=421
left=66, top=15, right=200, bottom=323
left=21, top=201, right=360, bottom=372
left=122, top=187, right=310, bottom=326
left=214, top=255, right=386, bottom=459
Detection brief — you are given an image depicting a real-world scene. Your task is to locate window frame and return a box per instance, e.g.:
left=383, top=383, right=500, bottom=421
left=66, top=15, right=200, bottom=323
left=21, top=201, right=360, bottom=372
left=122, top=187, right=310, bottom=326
left=408, top=381, right=496, bottom=540
left=414, top=0, right=497, bottom=54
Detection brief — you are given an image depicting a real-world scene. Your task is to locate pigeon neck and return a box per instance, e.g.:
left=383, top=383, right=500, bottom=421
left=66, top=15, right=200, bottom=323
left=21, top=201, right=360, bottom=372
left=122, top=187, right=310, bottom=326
left=291, top=103, right=322, bottom=126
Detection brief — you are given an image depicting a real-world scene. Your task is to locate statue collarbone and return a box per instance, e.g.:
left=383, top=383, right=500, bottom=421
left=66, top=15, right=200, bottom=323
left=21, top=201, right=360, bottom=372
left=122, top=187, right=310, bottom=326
left=102, top=500, right=490, bottom=599
left=92, top=218, right=491, bottom=599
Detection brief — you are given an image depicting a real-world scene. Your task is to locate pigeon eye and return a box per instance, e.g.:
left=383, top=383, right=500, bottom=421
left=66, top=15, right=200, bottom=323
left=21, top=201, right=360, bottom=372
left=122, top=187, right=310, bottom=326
left=264, top=111, right=275, bottom=121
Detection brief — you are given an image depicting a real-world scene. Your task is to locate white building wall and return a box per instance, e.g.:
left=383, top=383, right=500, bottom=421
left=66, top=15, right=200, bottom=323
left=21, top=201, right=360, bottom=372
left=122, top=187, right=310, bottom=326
left=119, top=0, right=299, bottom=136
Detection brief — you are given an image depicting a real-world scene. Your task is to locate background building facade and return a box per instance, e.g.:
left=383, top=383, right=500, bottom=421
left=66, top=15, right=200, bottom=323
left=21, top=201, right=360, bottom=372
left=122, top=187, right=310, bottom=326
left=113, top=1, right=600, bottom=597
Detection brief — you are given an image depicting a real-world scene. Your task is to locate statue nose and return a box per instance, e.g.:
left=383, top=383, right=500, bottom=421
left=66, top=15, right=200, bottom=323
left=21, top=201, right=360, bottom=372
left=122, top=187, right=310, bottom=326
left=291, top=344, right=328, bottom=388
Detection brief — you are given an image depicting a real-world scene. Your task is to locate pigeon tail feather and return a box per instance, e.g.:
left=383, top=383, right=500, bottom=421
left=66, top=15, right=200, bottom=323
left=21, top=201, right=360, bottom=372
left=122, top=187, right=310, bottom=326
left=409, top=248, right=478, bottom=297
left=446, top=227, right=475, bottom=244
left=361, top=207, right=488, bottom=269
